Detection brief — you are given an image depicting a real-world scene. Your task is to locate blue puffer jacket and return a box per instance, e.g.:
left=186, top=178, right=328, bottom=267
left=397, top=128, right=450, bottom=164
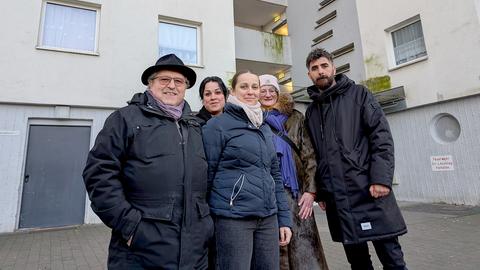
left=202, top=103, right=292, bottom=228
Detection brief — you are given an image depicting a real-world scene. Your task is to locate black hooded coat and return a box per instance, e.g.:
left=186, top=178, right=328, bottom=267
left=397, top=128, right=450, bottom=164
left=305, top=74, right=407, bottom=244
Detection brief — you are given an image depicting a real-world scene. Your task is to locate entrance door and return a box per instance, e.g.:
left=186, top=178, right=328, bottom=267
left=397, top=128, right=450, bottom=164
left=19, top=125, right=90, bottom=229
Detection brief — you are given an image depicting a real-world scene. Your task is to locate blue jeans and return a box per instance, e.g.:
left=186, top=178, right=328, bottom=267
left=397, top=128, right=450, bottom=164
left=214, top=215, right=279, bottom=270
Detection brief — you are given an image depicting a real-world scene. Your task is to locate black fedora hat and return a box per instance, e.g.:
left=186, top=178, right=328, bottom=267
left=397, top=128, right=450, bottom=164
left=141, top=54, right=196, bottom=88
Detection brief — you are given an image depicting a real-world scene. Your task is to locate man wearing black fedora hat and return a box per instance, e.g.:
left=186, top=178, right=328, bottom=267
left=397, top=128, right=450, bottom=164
left=83, top=54, right=213, bottom=269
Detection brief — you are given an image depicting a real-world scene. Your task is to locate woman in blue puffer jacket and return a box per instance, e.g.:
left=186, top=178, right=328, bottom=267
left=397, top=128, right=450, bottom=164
left=202, top=70, right=292, bottom=270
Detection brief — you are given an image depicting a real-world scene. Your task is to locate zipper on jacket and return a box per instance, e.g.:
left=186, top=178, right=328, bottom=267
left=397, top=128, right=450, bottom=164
left=270, top=175, right=277, bottom=204
left=317, top=103, right=325, bottom=140
left=330, top=96, right=340, bottom=145
left=255, top=128, right=271, bottom=208
left=175, top=120, right=183, bottom=139
left=230, top=174, right=245, bottom=206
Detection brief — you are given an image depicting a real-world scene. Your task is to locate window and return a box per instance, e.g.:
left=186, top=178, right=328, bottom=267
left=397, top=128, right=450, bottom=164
left=158, top=20, right=201, bottom=66
left=38, top=1, right=100, bottom=53
left=319, top=0, right=336, bottom=10
left=391, top=20, right=427, bottom=65
left=331, top=43, right=354, bottom=58
left=279, top=78, right=293, bottom=92
left=315, top=10, right=336, bottom=29
left=336, top=63, right=350, bottom=74
left=312, top=29, right=333, bottom=47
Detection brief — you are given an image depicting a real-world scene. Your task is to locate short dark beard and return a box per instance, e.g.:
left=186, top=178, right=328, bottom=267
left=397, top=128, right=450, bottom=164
left=315, top=75, right=335, bottom=90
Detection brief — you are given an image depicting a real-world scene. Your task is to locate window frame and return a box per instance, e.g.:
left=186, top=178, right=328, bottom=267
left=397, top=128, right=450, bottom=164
left=385, top=15, right=428, bottom=70
left=315, top=10, right=337, bottom=29
left=158, top=16, right=203, bottom=67
left=37, top=0, right=101, bottom=55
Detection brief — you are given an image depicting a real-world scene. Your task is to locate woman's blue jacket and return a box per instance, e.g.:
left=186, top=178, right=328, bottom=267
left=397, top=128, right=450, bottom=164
left=202, top=103, right=292, bottom=228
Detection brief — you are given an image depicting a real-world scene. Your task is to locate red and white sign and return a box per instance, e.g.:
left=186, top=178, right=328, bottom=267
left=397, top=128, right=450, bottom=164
left=430, top=155, right=454, bottom=171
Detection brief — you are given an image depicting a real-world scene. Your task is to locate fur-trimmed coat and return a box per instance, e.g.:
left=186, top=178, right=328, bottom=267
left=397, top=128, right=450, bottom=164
left=271, top=93, right=329, bottom=270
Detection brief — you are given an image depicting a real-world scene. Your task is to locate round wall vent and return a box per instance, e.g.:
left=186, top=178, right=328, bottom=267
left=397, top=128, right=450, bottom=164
left=430, top=113, right=461, bottom=144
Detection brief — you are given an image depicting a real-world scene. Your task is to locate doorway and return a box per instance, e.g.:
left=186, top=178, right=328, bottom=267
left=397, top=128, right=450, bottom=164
left=19, top=125, right=90, bottom=229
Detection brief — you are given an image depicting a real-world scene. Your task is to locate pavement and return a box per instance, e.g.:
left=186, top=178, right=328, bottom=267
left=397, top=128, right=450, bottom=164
left=0, top=201, right=479, bottom=270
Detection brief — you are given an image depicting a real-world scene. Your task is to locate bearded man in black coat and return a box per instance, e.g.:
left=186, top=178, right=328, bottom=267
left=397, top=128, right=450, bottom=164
left=304, top=48, right=408, bottom=270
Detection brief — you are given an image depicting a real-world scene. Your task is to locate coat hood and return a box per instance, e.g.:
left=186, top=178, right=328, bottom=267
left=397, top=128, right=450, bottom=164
left=307, top=74, right=355, bottom=103
left=196, top=106, right=212, bottom=123
left=128, top=92, right=146, bottom=105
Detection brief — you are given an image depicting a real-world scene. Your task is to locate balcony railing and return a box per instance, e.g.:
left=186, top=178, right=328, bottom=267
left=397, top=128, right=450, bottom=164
left=373, top=86, right=407, bottom=113
left=235, top=26, right=292, bottom=65
left=292, top=86, right=407, bottom=114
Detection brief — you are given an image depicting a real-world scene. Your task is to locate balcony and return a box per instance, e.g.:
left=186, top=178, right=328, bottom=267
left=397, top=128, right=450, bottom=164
left=234, top=0, right=287, bottom=28
left=235, top=26, right=291, bottom=75
left=291, top=86, right=407, bottom=114
left=373, top=86, right=407, bottom=113
left=291, top=88, right=310, bottom=103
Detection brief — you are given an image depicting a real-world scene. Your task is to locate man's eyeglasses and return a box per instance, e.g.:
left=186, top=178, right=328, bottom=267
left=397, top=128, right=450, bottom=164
left=152, top=76, right=188, bottom=87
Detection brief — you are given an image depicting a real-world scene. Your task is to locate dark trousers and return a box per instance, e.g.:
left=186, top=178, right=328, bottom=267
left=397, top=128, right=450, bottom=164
left=343, top=237, right=407, bottom=270
left=214, top=215, right=279, bottom=270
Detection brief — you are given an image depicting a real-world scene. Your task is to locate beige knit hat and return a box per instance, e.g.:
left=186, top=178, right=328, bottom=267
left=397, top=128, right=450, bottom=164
left=259, top=74, right=280, bottom=93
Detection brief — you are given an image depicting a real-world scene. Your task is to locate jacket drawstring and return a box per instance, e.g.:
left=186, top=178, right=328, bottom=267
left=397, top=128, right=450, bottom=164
left=317, top=103, right=325, bottom=140
left=330, top=95, right=340, bottom=144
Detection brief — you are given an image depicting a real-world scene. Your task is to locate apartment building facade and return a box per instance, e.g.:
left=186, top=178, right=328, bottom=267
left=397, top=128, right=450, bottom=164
left=0, top=0, right=236, bottom=233
left=4, top=0, right=475, bottom=234
left=0, top=0, right=317, bottom=234
left=292, top=0, right=480, bottom=205
left=233, top=0, right=293, bottom=91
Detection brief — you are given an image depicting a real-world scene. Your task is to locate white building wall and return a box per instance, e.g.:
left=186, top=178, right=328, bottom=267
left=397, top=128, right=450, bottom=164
left=0, top=0, right=236, bottom=111
left=352, top=0, right=480, bottom=205
left=388, top=95, right=480, bottom=205
left=0, top=103, right=112, bottom=232
left=356, top=0, right=480, bottom=107
left=286, top=0, right=317, bottom=91
left=476, top=0, right=480, bottom=22
left=311, top=0, right=366, bottom=82
left=0, top=0, right=236, bottom=232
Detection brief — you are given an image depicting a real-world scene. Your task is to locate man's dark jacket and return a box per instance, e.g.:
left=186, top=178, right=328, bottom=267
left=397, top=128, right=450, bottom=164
left=305, top=74, right=407, bottom=244
left=83, top=92, right=213, bottom=269
left=202, top=103, right=292, bottom=228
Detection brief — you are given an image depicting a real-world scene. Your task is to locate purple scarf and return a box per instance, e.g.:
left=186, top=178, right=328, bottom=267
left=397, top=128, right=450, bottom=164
left=147, top=90, right=184, bottom=120
left=265, top=110, right=300, bottom=198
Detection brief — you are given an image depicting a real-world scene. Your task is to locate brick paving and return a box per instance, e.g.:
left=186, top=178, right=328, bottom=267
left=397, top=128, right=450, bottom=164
left=0, top=202, right=479, bottom=269
left=316, top=202, right=480, bottom=269
left=0, top=225, right=108, bottom=270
